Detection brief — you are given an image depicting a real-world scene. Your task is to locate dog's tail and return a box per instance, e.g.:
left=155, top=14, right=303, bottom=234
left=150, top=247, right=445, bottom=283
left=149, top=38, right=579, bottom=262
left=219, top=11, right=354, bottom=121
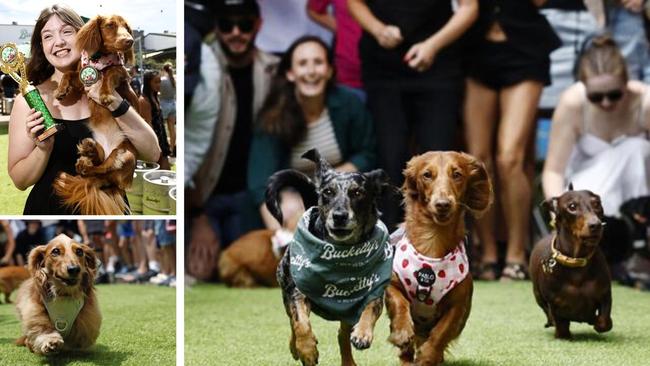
left=53, top=172, right=129, bottom=215
left=265, top=169, right=317, bottom=226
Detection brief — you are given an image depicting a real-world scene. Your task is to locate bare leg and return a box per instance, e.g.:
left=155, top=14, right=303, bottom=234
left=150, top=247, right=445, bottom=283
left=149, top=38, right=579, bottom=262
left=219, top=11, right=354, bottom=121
left=463, top=78, right=500, bottom=272
left=496, top=81, right=543, bottom=266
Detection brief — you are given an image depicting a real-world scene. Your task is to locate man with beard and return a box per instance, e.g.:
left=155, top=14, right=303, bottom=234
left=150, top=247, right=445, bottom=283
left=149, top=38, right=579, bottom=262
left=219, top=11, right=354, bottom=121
left=187, top=0, right=279, bottom=281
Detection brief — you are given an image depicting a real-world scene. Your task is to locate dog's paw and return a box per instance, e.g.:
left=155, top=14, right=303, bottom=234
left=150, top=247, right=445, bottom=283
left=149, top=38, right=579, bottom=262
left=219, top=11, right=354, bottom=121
left=350, top=324, right=373, bottom=350
left=415, top=345, right=444, bottom=366
left=594, top=316, right=612, bottom=333
left=78, top=138, right=98, bottom=156
left=99, top=94, right=115, bottom=107
left=76, top=156, right=94, bottom=176
left=34, top=333, right=64, bottom=355
left=295, top=333, right=318, bottom=366
left=388, top=327, right=414, bottom=350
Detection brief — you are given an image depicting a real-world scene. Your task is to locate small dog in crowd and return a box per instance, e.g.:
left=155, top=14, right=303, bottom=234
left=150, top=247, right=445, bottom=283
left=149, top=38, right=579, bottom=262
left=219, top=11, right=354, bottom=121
left=15, top=234, right=101, bottom=355
left=54, top=14, right=139, bottom=215
left=218, top=214, right=300, bottom=288
left=267, top=149, right=392, bottom=366
left=0, top=266, right=30, bottom=304
left=530, top=185, right=612, bottom=339
left=387, top=151, right=492, bottom=365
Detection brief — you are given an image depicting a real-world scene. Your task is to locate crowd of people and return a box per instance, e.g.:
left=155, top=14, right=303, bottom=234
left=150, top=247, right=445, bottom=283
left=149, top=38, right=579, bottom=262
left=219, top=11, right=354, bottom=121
left=0, top=220, right=177, bottom=287
left=185, top=0, right=650, bottom=288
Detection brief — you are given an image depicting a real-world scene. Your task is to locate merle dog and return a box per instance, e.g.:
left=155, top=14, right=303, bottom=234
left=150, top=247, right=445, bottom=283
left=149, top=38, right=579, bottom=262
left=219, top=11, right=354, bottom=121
left=266, top=149, right=391, bottom=366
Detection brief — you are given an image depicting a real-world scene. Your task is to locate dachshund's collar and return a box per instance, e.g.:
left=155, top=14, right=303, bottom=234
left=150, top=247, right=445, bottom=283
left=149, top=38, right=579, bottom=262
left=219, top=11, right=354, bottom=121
left=545, top=235, right=595, bottom=271
left=42, top=295, right=84, bottom=339
left=80, top=50, right=124, bottom=71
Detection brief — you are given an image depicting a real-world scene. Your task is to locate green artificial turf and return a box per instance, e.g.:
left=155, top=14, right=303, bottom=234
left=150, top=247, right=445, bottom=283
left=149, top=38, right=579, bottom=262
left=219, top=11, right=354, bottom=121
left=0, top=284, right=175, bottom=366
left=0, top=124, right=30, bottom=214
left=186, top=282, right=650, bottom=366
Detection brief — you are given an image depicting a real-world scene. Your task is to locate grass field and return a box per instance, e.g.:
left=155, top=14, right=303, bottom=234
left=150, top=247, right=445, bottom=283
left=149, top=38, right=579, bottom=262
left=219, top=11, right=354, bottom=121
left=0, top=124, right=30, bottom=214
left=0, top=284, right=175, bottom=366
left=186, top=282, right=650, bottom=366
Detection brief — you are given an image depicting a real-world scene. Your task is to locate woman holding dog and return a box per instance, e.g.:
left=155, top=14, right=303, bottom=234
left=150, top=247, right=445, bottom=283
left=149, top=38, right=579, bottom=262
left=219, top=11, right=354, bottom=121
left=248, top=35, right=377, bottom=230
left=7, top=4, right=160, bottom=215
left=543, top=35, right=650, bottom=219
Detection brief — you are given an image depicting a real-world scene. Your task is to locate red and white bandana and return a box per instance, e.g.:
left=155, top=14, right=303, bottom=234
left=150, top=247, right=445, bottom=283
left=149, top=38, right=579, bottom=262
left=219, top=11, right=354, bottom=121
left=80, top=50, right=124, bottom=71
left=393, top=235, right=469, bottom=309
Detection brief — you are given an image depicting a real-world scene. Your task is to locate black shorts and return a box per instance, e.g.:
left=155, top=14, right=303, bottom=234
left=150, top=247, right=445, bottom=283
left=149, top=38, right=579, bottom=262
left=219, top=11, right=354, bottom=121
left=467, top=40, right=551, bottom=90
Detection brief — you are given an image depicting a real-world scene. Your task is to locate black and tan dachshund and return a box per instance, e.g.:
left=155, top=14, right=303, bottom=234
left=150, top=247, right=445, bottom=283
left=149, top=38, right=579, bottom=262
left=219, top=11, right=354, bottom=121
left=530, top=184, right=612, bottom=339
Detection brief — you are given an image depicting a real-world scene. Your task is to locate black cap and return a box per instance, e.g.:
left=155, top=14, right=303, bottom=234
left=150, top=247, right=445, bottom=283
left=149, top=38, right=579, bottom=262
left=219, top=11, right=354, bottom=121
left=216, top=0, right=260, bottom=17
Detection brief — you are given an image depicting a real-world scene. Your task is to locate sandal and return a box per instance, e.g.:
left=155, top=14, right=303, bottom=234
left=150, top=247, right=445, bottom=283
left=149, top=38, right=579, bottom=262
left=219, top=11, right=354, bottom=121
left=477, top=262, right=500, bottom=281
left=501, top=263, right=529, bottom=281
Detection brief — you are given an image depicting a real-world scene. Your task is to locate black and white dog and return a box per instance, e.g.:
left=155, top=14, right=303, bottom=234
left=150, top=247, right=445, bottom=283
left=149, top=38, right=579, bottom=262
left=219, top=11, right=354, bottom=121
left=266, top=149, right=393, bottom=366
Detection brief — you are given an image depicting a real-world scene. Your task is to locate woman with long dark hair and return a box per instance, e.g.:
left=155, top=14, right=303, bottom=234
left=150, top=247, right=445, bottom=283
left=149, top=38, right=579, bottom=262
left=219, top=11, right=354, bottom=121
left=7, top=4, right=160, bottom=214
left=248, top=35, right=377, bottom=230
left=139, top=70, right=171, bottom=170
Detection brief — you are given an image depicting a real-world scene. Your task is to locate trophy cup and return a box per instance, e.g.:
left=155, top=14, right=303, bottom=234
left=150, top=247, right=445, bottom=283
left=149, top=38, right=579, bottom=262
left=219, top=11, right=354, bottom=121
left=0, top=43, right=62, bottom=141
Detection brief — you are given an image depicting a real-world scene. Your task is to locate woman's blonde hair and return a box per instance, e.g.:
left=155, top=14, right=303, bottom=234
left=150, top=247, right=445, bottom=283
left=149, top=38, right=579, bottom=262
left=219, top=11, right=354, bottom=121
left=578, top=34, right=628, bottom=84
left=27, top=4, right=84, bottom=85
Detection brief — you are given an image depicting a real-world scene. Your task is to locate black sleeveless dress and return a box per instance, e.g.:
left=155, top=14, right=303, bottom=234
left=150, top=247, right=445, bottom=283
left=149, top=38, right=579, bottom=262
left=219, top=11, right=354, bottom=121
left=24, top=119, right=92, bottom=215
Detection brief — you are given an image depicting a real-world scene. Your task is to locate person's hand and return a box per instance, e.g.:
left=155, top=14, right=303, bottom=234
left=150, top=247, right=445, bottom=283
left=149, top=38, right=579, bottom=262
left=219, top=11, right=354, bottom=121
left=404, top=40, right=438, bottom=72
left=374, top=24, right=403, bottom=49
left=188, top=214, right=220, bottom=281
left=0, top=256, right=10, bottom=266
left=25, top=108, right=55, bottom=151
left=84, top=80, right=122, bottom=111
left=621, top=0, right=643, bottom=13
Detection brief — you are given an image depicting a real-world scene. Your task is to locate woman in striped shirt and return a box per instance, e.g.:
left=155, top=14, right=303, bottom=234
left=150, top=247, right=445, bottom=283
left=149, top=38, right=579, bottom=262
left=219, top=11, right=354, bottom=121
left=248, top=35, right=377, bottom=230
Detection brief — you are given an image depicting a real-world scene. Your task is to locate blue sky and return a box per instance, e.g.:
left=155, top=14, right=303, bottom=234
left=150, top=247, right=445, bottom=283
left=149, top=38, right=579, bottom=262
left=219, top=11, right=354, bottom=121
left=0, top=0, right=176, bottom=34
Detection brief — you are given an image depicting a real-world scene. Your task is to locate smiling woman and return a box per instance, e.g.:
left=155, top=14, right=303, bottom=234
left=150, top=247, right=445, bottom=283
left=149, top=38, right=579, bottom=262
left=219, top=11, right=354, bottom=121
left=248, top=35, right=377, bottom=231
left=5, top=3, right=159, bottom=215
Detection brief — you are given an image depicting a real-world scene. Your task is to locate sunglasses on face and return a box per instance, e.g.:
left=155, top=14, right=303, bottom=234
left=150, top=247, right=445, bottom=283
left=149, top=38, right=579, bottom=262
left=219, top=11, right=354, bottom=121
left=587, top=89, right=624, bottom=104
left=217, top=18, right=255, bottom=33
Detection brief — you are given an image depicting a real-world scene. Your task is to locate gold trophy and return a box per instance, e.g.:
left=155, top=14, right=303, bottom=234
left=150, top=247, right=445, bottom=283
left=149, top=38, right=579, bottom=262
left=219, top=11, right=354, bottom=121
left=0, top=43, right=62, bottom=141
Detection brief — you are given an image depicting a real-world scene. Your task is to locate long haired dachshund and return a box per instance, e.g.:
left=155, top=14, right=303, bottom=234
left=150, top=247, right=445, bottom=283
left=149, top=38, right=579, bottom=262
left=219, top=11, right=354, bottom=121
left=267, top=149, right=392, bottom=366
left=15, top=234, right=101, bottom=355
left=530, top=185, right=612, bottom=339
left=387, top=151, right=492, bottom=365
left=53, top=14, right=140, bottom=215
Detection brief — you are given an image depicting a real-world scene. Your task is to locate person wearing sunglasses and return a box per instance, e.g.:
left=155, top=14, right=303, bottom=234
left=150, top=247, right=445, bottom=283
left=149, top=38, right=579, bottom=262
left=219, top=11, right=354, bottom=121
left=543, top=34, right=650, bottom=219
left=187, top=0, right=280, bottom=279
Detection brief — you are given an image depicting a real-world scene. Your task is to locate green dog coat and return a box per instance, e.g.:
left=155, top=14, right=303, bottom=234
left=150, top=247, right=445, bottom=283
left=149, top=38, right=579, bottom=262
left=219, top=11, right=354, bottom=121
left=289, top=207, right=393, bottom=325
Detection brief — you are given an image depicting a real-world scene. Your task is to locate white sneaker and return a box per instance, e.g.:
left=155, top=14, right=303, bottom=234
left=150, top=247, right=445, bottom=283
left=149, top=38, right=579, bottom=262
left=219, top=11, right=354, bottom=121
left=149, top=273, right=169, bottom=285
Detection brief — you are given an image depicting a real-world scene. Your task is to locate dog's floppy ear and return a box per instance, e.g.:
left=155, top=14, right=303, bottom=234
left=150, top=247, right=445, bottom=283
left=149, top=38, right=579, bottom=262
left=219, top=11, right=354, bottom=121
left=542, top=197, right=559, bottom=215
left=365, top=169, right=390, bottom=196
left=27, top=245, right=48, bottom=290
left=76, top=15, right=103, bottom=54
left=301, top=148, right=332, bottom=187
left=463, top=153, right=493, bottom=218
left=265, top=169, right=317, bottom=227
left=81, top=244, right=98, bottom=294
left=402, top=156, right=420, bottom=201
left=124, top=22, right=136, bottom=65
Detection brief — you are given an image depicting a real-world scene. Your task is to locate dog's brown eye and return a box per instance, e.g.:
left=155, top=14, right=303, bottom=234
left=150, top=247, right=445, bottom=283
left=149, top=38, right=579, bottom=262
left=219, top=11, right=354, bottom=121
left=568, top=202, right=578, bottom=211
left=423, top=171, right=432, bottom=179
left=323, top=188, right=334, bottom=197
left=350, top=189, right=362, bottom=198
left=452, top=171, right=463, bottom=180
left=51, top=248, right=60, bottom=257
left=75, top=248, right=84, bottom=257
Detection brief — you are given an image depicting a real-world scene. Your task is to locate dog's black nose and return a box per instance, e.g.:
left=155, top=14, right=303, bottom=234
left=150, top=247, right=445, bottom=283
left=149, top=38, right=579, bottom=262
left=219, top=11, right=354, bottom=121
left=67, top=265, right=81, bottom=276
left=434, top=199, right=451, bottom=212
left=332, top=211, right=348, bottom=226
left=124, top=38, right=134, bottom=47
left=588, top=220, right=602, bottom=232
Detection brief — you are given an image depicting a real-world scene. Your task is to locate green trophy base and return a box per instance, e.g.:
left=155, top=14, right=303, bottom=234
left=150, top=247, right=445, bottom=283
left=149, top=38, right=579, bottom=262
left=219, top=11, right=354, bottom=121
left=37, top=123, right=62, bottom=142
